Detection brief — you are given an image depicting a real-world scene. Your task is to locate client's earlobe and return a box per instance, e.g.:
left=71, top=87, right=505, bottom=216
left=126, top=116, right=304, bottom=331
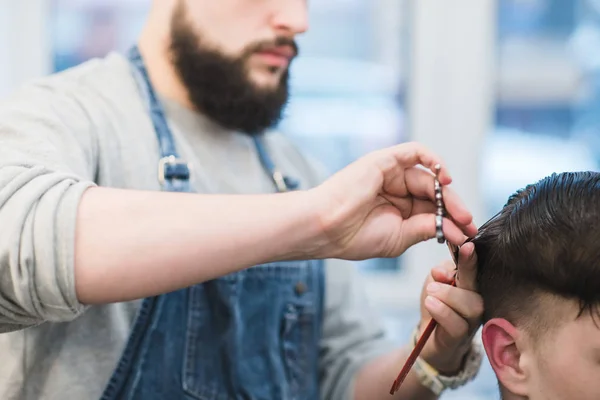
left=482, top=319, right=530, bottom=397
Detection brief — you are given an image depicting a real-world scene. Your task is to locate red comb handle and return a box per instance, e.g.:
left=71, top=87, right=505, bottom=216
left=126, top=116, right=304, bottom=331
left=389, top=277, right=456, bottom=395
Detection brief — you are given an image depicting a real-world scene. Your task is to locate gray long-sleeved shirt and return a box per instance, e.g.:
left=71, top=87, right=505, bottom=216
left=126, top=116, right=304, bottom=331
left=0, top=53, right=393, bottom=399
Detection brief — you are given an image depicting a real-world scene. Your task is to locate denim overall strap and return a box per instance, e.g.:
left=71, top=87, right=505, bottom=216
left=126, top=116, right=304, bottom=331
left=128, top=46, right=191, bottom=192
left=252, top=136, right=299, bottom=192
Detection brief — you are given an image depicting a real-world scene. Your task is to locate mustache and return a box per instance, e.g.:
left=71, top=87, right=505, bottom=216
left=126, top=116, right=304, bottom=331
left=245, top=36, right=299, bottom=58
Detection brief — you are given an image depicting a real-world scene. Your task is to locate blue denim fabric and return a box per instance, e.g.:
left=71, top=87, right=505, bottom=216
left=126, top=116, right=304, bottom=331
left=101, top=261, right=324, bottom=400
left=99, top=47, right=323, bottom=400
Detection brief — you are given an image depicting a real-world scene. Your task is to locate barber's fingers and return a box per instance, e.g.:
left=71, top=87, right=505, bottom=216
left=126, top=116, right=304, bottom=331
left=426, top=238, right=478, bottom=294
left=425, top=281, right=484, bottom=336
left=401, top=214, right=469, bottom=248
left=424, top=296, right=470, bottom=342
left=369, top=142, right=475, bottom=236
left=407, top=168, right=474, bottom=231
left=377, top=142, right=452, bottom=185
left=384, top=167, right=476, bottom=236
left=430, top=261, right=456, bottom=285
left=408, top=198, right=477, bottom=238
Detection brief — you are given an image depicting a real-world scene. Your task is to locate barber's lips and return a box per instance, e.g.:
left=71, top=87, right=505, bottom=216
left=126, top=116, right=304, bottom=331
left=255, top=46, right=295, bottom=68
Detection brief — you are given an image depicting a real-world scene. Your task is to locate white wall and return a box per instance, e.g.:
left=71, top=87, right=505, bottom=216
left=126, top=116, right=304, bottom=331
left=0, top=0, right=51, bottom=98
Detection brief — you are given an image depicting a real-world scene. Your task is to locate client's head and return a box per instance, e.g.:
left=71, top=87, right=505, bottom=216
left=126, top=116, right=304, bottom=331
left=473, top=171, right=600, bottom=400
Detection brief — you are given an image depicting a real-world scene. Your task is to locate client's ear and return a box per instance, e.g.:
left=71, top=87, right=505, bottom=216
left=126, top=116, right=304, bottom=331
left=482, top=318, right=530, bottom=397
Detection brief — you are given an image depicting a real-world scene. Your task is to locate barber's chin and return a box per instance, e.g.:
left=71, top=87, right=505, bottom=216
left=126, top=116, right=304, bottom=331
left=248, top=68, right=284, bottom=90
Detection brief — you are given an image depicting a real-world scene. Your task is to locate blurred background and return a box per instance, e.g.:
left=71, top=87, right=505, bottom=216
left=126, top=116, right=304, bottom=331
left=1, top=0, right=599, bottom=398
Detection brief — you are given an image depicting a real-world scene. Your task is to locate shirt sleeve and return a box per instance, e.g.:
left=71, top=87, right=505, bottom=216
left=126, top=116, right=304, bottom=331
left=0, top=81, right=98, bottom=333
left=319, top=259, right=396, bottom=400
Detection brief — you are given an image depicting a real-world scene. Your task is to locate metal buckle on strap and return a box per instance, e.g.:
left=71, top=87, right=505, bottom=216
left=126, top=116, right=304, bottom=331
left=272, top=170, right=289, bottom=192
left=157, top=155, right=191, bottom=185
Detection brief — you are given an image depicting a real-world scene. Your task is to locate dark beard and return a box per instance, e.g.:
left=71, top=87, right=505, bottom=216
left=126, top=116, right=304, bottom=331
left=168, top=4, right=296, bottom=135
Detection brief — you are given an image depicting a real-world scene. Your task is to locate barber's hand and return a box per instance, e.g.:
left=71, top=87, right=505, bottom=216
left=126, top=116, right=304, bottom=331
left=309, top=142, right=477, bottom=260
left=418, top=243, right=483, bottom=374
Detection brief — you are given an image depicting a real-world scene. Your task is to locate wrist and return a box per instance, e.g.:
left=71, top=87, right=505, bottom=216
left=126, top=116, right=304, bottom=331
left=416, top=324, right=470, bottom=375
left=420, top=348, right=466, bottom=377
left=408, top=327, right=483, bottom=395
left=275, top=189, right=330, bottom=261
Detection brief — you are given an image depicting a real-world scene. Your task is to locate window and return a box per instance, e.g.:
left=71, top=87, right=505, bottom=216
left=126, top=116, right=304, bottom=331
left=0, top=1, right=50, bottom=98
left=485, top=0, right=599, bottom=219
left=50, top=0, right=148, bottom=73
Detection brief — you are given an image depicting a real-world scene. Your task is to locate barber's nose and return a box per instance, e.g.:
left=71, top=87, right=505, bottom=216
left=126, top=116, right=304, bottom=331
left=271, top=0, right=309, bottom=35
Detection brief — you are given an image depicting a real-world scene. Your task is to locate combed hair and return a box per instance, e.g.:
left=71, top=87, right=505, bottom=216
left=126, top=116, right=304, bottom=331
left=472, top=171, right=600, bottom=332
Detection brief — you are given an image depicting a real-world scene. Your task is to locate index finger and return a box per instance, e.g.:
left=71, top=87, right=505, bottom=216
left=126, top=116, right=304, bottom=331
left=386, top=142, right=453, bottom=185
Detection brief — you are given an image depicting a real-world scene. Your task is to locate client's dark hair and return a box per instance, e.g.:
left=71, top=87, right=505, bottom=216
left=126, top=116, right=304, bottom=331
left=472, top=171, right=600, bottom=331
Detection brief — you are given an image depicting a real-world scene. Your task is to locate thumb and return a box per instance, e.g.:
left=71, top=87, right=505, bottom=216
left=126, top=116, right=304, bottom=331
left=400, top=214, right=467, bottom=250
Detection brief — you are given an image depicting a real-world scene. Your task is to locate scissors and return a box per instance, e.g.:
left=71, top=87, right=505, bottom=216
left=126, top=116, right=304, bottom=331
left=389, top=164, right=460, bottom=395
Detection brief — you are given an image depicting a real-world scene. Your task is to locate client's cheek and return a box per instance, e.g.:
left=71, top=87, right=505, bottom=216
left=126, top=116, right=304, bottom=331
left=537, top=350, right=588, bottom=400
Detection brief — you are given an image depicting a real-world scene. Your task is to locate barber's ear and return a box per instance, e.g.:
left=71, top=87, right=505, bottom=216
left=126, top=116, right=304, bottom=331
left=482, top=318, right=530, bottom=396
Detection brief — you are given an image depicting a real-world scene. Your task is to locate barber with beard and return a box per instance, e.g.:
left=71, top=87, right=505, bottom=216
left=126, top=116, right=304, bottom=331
left=0, top=1, right=485, bottom=399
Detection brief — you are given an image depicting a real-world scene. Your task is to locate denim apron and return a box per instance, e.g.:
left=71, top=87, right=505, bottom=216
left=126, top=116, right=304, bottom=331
left=99, top=47, right=325, bottom=400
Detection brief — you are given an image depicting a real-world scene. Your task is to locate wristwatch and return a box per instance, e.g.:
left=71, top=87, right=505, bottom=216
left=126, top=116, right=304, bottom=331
left=410, top=327, right=484, bottom=396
